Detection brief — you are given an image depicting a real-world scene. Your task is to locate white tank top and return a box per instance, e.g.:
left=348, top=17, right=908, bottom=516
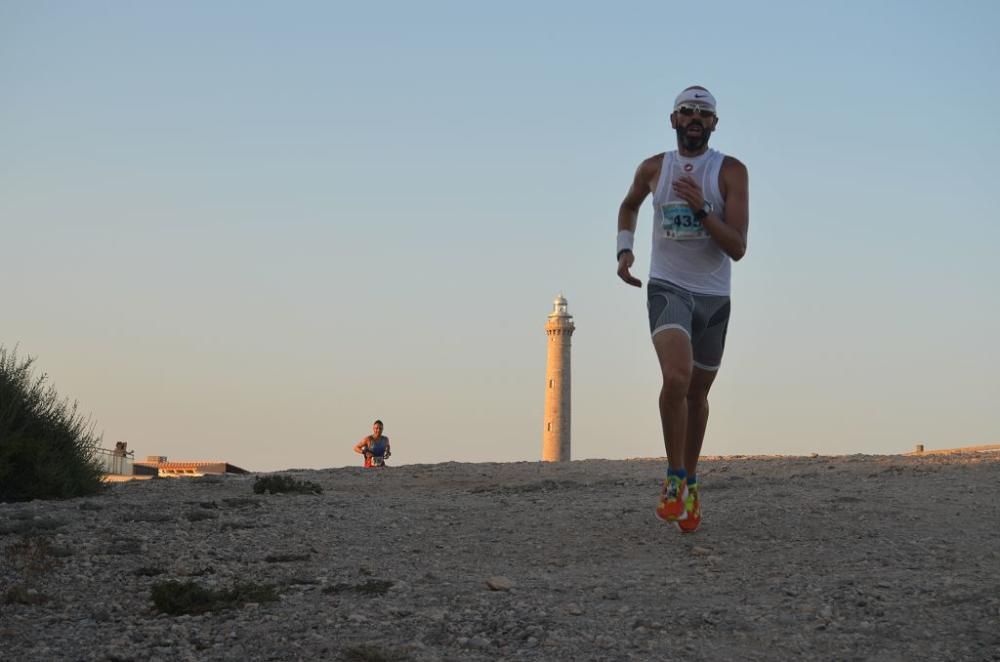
left=650, top=148, right=730, bottom=295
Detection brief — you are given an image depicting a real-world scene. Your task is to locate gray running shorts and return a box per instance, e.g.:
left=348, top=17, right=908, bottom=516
left=647, top=278, right=731, bottom=371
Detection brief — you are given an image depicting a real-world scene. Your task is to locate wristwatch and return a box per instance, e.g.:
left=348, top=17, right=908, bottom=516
left=693, top=200, right=713, bottom=221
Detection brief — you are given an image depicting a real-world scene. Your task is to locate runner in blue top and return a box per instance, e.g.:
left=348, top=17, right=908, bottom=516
left=354, top=420, right=391, bottom=468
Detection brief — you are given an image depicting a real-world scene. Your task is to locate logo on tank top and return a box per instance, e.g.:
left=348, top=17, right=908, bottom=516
left=683, top=163, right=693, bottom=172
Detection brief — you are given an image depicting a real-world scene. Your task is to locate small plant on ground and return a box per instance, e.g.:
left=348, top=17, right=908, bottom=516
left=0, top=346, right=104, bottom=502
left=185, top=510, right=218, bottom=522
left=134, top=566, right=165, bottom=577
left=150, top=580, right=279, bottom=615
left=0, top=516, right=69, bottom=536
left=222, top=497, right=262, bottom=508
left=0, top=534, right=65, bottom=608
left=264, top=553, right=311, bottom=563
left=4, top=585, right=48, bottom=606
left=1, top=535, right=65, bottom=575
left=252, top=474, right=323, bottom=495
left=341, top=644, right=408, bottom=662
left=323, top=579, right=394, bottom=596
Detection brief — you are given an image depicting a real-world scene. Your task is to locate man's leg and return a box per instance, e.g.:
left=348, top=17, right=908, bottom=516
left=684, top=367, right=718, bottom=477
left=676, top=367, right=716, bottom=533
left=652, top=329, right=693, bottom=471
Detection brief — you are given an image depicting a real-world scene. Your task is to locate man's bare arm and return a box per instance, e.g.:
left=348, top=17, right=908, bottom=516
left=618, top=156, right=659, bottom=233
left=705, top=157, right=748, bottom=261
left=617, top=156, right=661, bottom=287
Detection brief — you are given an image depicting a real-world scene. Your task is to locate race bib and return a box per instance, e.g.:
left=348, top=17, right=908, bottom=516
left=661, top=202, right=708, bottom=241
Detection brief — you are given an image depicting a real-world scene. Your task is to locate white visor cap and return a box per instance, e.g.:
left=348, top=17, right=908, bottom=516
left=674, top=88, right=717, bottom=112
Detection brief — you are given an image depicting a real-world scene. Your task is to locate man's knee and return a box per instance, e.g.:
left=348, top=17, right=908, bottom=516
left=686, top=370, right=716, bottom=412
left=687, top=390, right=709, bottom=414
left=661, top=369, right=691, bottom=401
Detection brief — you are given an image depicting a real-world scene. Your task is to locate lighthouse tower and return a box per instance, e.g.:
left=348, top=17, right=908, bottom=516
left=542, top=294, right=575, bottom=462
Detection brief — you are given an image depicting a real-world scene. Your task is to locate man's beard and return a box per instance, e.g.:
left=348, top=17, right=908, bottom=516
left=676, top=124, right=711, bottom=151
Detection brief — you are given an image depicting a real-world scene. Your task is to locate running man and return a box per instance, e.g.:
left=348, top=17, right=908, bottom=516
left=616, top=86, right=749, bottom=532
left=354, top=419, right=391, bottom=468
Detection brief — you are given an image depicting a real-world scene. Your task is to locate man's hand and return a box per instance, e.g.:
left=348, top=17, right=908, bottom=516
left=617, top=250, right=642, bottom=287
left=672, top=175, right=705, bottom=211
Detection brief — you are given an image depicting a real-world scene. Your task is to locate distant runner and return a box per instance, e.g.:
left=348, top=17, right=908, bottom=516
left=616, top=85, right=750, bottom=532
left=354, top=419, right=391, bottom=468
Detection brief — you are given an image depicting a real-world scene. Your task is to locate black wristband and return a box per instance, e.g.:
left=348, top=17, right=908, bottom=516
left=617, top=248, right=633, bottom=261
left=693, top=209, right=708, bottom=221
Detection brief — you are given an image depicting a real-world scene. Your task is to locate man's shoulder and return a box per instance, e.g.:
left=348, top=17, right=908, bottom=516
left=721, top=154, right=748, bottom=175
left=636, top=152, right=667, bottom=181
left=640, top=152, right=667, bottom=169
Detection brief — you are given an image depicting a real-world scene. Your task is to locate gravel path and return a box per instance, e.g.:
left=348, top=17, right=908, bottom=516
left=2, top=453, right=999, bottom=661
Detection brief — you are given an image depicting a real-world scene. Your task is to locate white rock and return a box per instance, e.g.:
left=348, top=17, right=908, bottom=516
left=485, top=576, right=514, bottom=591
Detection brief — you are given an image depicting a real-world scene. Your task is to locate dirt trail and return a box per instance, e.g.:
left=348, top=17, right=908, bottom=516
left=1, top=453, right=998, bottom=661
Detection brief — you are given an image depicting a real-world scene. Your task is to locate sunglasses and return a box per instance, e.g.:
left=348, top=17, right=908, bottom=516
left=676, top=105, right=716, bottom=118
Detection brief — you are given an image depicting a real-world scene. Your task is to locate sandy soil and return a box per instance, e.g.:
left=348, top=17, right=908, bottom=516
left=1, top=453, right=998, bottom=661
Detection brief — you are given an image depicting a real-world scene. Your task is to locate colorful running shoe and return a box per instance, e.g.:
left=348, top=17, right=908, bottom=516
left=655, top=475, right=688, bottom=522
left=676, top=483, right=701, bottom=533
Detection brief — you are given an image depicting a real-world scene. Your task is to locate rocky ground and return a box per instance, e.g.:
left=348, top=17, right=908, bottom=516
left=1, top=453, right=999, bottom=662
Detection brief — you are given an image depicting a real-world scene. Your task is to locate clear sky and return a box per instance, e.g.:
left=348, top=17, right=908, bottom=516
left=3, top=1, right=998, bottom=471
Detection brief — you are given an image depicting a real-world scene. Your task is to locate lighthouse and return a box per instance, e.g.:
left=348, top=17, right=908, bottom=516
left=542, top=294, right=575, bottom=462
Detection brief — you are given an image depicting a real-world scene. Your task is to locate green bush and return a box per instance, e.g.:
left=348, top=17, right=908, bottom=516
left=0, top=347, right=104, bottom=502
left=252, top=474, right=323, bottom=495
